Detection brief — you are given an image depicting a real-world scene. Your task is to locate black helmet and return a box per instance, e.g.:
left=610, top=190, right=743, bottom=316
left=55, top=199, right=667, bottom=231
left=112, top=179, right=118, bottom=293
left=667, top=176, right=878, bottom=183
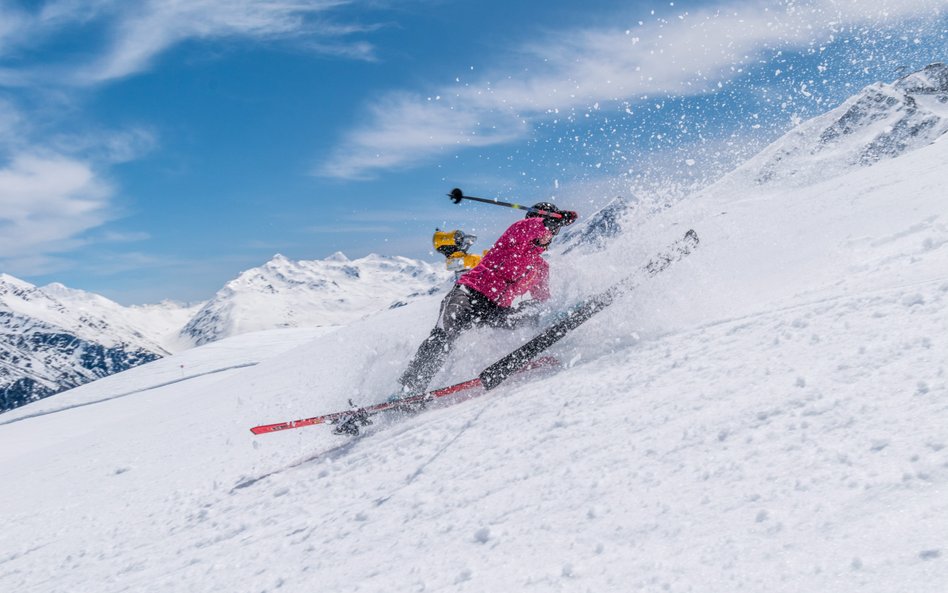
left=525, top=202, right=559, bottom=218
left=526, top=202, right=577, bottom=234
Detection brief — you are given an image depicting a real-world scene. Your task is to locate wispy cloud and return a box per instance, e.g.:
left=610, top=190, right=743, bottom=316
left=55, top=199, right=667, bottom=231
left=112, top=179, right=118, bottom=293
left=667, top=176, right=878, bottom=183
left=0, top=3, right=30, bottom=53
left=319, top=95, right=527, bottom=179
left=307, top=223, right=397, bottom=233
left=83, top=1, right=355, bottom=83
left=0, top=0, right=382, bottom=85
left=0, top=153, right=115, bottom=273
left=318, top=0, right=946, bottom=179
left=49, top=126, right=158, bottom=164
left=0, top=93, right=156, bottom=276
left=0, top=99, right=22, bottom=141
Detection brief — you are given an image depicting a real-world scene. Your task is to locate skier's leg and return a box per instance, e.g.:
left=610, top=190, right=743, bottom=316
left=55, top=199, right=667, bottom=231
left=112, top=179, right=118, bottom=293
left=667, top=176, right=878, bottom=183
left=481, top=298, right=530, bottom=330
left=397, top=328, right=452, bottom=394
left=398, top=285, right=476, bottom=394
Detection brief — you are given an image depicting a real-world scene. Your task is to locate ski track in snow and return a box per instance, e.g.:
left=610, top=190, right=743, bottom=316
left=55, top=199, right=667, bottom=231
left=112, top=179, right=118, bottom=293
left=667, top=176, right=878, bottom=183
left=2, top=133, right=948, bottom=592
left=0, top=362, right=259, bottom=427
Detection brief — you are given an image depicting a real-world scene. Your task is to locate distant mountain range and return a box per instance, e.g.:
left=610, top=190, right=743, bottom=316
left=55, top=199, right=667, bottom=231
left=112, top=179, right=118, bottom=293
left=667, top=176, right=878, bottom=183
left=0, top=274, right=197, bottom=412
left=1, top=253, right=449, bottom=412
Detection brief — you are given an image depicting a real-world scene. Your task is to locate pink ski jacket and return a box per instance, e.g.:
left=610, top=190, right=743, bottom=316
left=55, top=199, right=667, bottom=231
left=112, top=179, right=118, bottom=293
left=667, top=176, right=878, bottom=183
left=458, top=217, right=551, bottom=307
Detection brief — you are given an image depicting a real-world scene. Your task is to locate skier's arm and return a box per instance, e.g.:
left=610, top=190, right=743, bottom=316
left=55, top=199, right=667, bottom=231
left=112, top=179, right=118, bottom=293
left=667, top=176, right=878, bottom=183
left=529, top=265, right=550, bottom=301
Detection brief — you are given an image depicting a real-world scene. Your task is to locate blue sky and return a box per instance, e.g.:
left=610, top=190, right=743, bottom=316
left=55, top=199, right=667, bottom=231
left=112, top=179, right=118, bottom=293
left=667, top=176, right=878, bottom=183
left=1, top=0, right=945, bottom=304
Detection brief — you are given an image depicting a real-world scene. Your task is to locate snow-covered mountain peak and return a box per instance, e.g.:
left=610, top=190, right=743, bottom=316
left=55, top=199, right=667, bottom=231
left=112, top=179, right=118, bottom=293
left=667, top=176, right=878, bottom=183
left=40, top=281, right=121, bottom=310
left=0, top=272, right=28, bottom=286
left=894, top=61, right=948, bottom=94
left=325, top=251, right=350, bottom=262
left=1, top=275, right=90, bottom=332
left=180, top=252, right=450, bottom=346
left=40, top=281, right=71, bottom=294
left=0, top=272, right=39, bottom=299
left=556, top=195, right=633, bottom=255
left=723, top=62, right=948, bottom=188
left=266, top=253, right=292, bottom=264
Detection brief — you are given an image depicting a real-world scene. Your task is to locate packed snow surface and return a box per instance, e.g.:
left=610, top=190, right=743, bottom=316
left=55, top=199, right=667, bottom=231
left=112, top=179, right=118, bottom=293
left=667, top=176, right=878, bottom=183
left=1, top=144, right=947, bottom=591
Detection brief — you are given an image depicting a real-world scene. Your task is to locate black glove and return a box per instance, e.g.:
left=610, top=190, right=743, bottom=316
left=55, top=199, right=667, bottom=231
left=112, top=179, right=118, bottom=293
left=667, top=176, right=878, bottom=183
left=503, top=300, right=546, bottom=327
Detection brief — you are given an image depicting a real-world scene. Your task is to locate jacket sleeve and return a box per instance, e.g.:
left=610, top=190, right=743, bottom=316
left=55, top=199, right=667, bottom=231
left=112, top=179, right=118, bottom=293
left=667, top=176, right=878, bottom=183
left=529, top=262, right=550, bottom=302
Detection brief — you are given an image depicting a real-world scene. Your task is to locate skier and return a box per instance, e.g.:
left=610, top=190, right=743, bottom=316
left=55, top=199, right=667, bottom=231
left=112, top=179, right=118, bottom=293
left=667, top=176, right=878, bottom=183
left=397, top=203, right=578, bottom=396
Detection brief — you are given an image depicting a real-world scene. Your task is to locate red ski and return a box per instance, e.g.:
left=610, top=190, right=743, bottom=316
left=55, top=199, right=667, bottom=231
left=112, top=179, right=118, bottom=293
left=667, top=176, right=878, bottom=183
left=250, top=356, right=559, bottom=435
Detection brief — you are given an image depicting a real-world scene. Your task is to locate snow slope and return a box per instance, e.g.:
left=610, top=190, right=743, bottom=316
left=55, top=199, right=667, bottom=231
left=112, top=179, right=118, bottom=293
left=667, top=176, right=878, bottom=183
left=1, top=108, right=947, bottom=592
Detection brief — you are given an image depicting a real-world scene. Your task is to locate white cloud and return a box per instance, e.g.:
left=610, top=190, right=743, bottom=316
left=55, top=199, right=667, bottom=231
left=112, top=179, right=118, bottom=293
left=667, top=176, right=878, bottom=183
left=319, top=0, right=947, bottom=179
left=2, top=0, right=381, bottom=84
left=319, top=94, right=527, bottom=179
left=1, top=0, right=113, bottom=61
left=0, top=3, right=29, bottom=53
left=0, top=93, right=157, bottom=276
left=0, top=153, right=115, bottom=272
left=307, top=223, right=396, bottom=233
left=0, top=101, right=157, bottom=276
left=50, top=126, right=158, bottom=164
left=70, top=0, right=375, bottom=83
left=0, top=99, right=22, bottom=142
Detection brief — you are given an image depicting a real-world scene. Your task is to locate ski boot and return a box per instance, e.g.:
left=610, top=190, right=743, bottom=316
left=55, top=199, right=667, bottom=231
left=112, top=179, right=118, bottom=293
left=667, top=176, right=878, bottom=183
left=331, top=400, right=373, bottom=436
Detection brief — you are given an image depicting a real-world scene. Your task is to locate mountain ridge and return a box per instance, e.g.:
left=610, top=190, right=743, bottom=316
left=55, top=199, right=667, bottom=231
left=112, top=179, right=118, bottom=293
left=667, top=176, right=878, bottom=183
left=723, top=62, right=948, bottom=187
left=179, top=252, right=450, bottom=346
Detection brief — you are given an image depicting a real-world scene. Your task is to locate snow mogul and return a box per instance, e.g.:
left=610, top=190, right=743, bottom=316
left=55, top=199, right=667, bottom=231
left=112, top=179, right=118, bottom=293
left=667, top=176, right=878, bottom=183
left=397, top=202, right=578, bottom=396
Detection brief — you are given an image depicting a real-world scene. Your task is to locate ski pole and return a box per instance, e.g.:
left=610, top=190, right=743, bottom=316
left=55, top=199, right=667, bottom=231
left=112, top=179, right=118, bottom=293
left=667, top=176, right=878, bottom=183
left=447, top=188, right=565, bottom=219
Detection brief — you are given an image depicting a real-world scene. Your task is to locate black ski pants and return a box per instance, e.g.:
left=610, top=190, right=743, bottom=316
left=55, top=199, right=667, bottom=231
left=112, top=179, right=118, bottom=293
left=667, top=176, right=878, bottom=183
left=398, top=284, right=524, bottom=395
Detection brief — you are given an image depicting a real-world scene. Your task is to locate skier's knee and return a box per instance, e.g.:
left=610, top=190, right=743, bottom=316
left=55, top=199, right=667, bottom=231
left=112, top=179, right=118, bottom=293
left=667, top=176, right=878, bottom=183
left=426, top=327, right=449, bottom=346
